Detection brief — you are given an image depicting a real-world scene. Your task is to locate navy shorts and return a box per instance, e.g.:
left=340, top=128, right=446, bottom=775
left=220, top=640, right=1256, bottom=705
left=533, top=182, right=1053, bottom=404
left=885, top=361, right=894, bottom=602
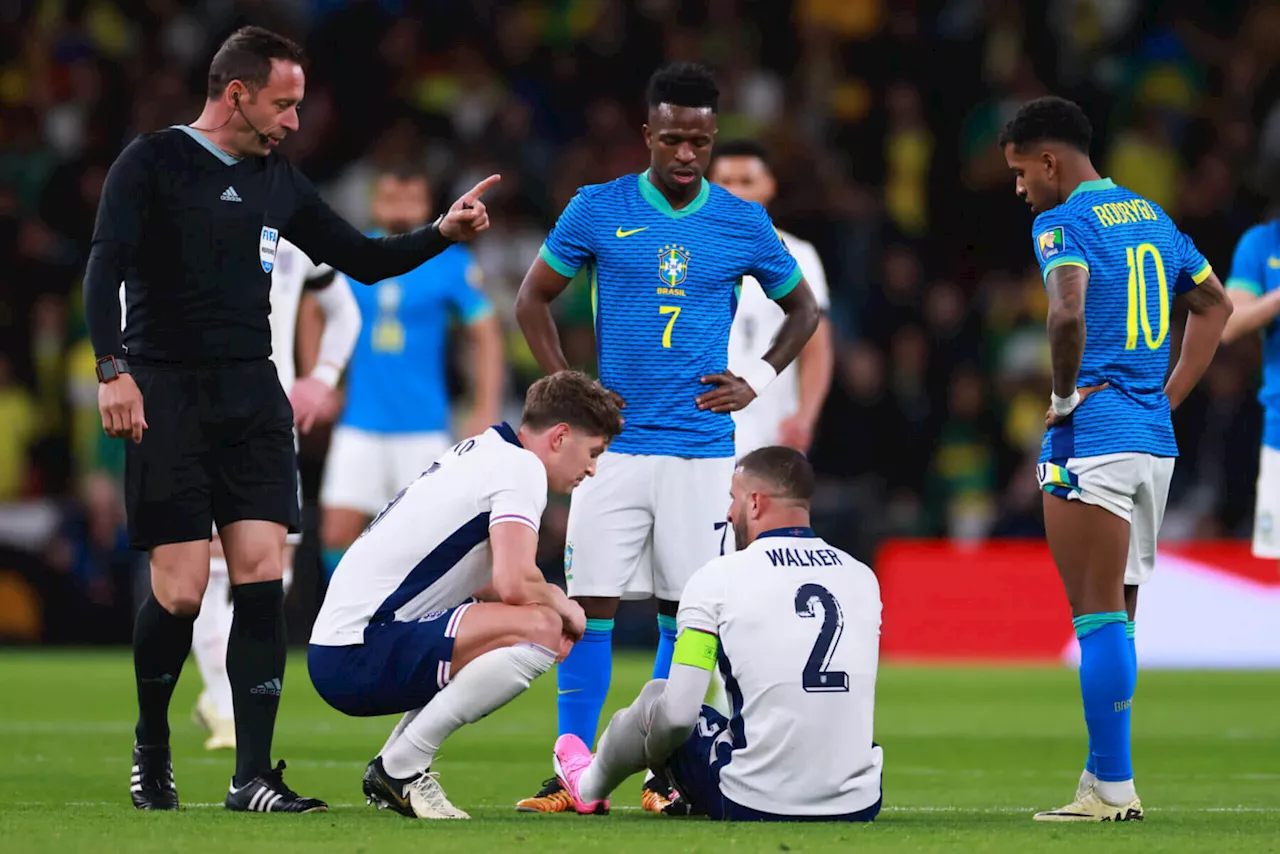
left=664, top=705, right=883, bottom=823
left=307, top=603, right=473, bottom=717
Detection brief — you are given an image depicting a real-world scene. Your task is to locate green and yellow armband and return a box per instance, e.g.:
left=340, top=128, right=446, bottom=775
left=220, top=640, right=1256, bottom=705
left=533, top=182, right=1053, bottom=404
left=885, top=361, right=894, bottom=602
left=672, top=628, right=719, bottom=671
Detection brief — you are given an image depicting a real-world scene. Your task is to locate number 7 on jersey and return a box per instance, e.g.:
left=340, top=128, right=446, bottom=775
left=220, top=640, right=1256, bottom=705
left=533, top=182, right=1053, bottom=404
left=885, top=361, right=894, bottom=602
left=659, top=305, right=681, bottom=348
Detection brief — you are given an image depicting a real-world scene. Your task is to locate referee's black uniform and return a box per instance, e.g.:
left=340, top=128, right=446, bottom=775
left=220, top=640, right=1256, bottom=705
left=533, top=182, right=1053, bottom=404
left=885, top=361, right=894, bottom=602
left=87, top=126, right=454, bottom=547
left=85, top=125, right=458, bottom=812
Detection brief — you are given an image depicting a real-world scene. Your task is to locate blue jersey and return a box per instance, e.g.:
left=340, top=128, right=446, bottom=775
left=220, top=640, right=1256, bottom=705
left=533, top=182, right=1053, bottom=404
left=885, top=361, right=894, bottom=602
left=540, top=170, right=801, bottom=457
left=1226, top=221, right=1280, bottom=448
left=340, top=241, right=492, bottom=434
left=1032, top=178, right=1212, bottom=462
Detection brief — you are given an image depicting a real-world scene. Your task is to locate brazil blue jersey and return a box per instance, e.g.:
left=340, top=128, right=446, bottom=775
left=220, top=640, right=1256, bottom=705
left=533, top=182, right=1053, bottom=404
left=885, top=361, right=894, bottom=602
left=540, top=170, right=802, bottom=457
left=1226, top=221, right=1280, bottom=449
left=340, top=241, right=492, bottom=434
left=1031, top=178, right=1212, bottom=462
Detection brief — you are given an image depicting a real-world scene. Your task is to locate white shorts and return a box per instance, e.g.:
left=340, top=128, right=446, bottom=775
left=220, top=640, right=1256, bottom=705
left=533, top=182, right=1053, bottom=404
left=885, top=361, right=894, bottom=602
left=1251, top=445, right=1280, bottom=558
left=565, top=452, right=735, bottom=601
left=321, top=426, right=452, bottom=516
left=1037, top=452, right=1174, bottom=585
left=732, top=407, right=785, bottom=460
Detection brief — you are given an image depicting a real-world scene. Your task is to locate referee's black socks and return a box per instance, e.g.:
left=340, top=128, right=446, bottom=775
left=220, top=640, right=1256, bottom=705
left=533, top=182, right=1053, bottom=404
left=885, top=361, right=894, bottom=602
left=228, top=579, right=287, bottom=787
left=133, top=593, right=196, bottom=747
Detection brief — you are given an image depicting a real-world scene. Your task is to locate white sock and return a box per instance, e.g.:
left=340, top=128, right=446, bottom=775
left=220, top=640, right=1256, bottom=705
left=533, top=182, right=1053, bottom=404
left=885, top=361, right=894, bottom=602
left=379, top=707, right=423, bottom=758
left=580, top=680, right=666, bottom=803
left=1094, top=778, right=1137, bottom=805
left=191, top=560, right=235, bottom=719
left=1078, top=768, right=1098, bottom=794
left=380, top=643, right=555, bottom=780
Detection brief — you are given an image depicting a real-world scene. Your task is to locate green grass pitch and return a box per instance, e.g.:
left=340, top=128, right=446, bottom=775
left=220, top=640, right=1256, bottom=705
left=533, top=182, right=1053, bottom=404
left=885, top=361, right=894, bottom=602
left=1, top=650, right=1276, bottom=853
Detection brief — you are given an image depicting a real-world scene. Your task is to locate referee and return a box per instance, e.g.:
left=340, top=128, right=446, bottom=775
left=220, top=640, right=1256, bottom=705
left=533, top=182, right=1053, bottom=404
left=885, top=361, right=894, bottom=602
left=86, top=27, right=498, bottom=814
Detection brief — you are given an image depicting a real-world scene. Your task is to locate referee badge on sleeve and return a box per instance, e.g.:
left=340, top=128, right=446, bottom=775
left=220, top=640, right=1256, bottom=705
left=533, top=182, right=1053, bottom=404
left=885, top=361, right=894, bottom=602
left=260, top=226, right=279, bottom=273
left=1037, top=226, right=1065, bottom=262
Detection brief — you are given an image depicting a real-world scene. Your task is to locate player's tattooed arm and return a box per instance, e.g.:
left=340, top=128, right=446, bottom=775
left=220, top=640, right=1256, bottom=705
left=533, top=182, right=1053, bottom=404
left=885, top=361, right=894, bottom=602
left=1044, top=264, right=1088, bottom=398
left=1043, top=264, right=1110, bottom=427
left=1167, top=271, right=1232, bottom=411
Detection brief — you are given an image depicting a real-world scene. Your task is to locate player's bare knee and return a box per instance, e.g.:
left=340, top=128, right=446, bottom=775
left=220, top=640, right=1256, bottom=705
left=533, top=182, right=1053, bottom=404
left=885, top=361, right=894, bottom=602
left=226, top=550, right=283, bottom=585
left=154, top=581, right=204, bottom=616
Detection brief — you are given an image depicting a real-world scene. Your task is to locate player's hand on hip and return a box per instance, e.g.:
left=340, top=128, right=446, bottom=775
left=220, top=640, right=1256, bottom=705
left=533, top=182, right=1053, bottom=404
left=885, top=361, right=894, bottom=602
left=98, top=373, right=148, bottom=443
left=605, top=388, right=626, bottom=423
left=777, top=414, right=815, bottom=452
left=438, top=174, right=501, bottom=241
left=1044, top=381, right=1110, bottom=427
left=289, top=376, right=340, bottom=434
left=696, top=372, right=757, bottom=413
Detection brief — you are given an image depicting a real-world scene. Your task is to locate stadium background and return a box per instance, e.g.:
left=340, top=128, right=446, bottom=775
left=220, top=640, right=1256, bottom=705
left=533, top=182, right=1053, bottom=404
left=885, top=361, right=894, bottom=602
left=0, top=0, right=1276, bottom=661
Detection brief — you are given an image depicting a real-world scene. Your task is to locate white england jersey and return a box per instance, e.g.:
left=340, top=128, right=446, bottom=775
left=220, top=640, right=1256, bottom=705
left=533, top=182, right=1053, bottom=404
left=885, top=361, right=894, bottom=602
left=727, top=229, right=830, bottom=454
left=677, top=527, right=882, bottom=816
left=268, top=237, right=332, bottom=391
left=309, top=424, right=547, bottom=646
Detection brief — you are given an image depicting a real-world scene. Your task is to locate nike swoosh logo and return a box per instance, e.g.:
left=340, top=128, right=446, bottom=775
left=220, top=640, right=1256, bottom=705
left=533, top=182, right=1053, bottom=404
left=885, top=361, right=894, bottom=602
left=616, top=227, right=649, bottom=238
left=557, top=688, right=583, bottom=695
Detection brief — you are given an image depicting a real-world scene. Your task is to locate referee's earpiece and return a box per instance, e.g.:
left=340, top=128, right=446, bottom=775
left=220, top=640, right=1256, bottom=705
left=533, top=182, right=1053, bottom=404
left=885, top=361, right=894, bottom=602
left=231, top=89, right=270, bottom=147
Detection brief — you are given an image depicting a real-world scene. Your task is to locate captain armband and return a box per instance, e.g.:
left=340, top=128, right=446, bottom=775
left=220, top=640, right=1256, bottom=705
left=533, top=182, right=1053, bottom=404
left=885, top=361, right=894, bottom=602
left=672, top=628, right=719, bottom=671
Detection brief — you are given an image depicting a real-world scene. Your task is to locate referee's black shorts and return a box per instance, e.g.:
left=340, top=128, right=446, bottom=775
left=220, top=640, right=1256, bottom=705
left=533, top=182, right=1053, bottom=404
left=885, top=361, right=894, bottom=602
left=125, top=358, right=301, bottom=551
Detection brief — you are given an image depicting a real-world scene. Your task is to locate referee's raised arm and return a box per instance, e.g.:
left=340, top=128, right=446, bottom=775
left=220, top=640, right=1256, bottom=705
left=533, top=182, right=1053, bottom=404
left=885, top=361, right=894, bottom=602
left=283, top=171, right=501, bottom=284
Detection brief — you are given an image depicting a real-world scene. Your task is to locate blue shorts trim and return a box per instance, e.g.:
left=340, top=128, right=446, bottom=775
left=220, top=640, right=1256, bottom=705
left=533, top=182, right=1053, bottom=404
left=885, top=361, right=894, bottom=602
left=664, top=705, right=882, bottom=822
left=307, top=602, right=473, bottom=717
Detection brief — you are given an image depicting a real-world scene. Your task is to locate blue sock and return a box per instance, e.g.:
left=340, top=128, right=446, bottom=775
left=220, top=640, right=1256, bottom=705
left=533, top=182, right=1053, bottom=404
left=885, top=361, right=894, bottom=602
left=1074, top=612, right=1135, bottom=783
left=557, top=618, right=613, bottom=745
left=1088, top=621, right=1136, bottom=777
left=1126, top=619, right=1136, bottom=672
left=653, top=614, right=678, bottom=679
left=321, top=547, right=345, bottom=583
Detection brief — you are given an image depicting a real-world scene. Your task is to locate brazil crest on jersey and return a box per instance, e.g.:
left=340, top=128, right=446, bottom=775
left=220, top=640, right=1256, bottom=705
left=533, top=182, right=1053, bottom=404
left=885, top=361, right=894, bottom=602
left=1031, top=178, right=1212, bottom=462
left=540, top=170, right=802, bottom=457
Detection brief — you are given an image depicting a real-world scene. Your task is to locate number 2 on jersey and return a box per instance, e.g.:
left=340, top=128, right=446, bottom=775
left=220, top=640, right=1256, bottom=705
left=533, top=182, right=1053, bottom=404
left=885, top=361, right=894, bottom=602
left=659, top=305, right=681, bottom=348
left=1125, top=243, right=1169, bottom=351
left=795, top=583, right=850, bottom=693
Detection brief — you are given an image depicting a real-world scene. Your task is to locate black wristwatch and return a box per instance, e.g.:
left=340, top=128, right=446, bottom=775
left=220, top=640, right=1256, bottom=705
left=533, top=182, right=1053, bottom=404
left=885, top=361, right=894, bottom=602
left=96, top=355, right=130, bottom=383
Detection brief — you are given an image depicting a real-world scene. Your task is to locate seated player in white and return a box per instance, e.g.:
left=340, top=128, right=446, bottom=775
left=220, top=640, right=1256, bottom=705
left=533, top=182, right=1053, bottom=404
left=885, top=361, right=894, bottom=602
left=551, top=446, right=884, bottom=822
left=307, top=371, right=623, bottom=819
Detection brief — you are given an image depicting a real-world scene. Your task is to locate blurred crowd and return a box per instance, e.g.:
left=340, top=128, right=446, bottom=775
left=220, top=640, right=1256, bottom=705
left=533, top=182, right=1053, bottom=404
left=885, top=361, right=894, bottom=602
left=3, top=0, right=1280, bottom=638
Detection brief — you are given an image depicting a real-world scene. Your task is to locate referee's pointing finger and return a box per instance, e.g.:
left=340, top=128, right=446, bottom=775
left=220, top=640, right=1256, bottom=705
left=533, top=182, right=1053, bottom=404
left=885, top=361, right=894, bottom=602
left=461, top=174, right=501, bottom=204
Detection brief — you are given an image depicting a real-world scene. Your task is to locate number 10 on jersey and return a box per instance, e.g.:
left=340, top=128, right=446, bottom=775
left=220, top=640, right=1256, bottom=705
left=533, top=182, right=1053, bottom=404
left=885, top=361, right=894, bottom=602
left=1125, top=243, right=1169, bottom=351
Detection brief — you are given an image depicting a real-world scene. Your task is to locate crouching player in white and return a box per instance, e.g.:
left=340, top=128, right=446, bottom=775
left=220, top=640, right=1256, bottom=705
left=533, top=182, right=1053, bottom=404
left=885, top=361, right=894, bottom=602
left=552, top=447, right=884, bottom=822
left=307, top=371, right=623, bottom=819
left=181, top=237, right=361, bottom=751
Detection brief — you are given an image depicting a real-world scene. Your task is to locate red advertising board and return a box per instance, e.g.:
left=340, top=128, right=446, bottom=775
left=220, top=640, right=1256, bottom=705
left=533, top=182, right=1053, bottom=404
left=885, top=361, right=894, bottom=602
left=874, top=540, right=1280, bottom=666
